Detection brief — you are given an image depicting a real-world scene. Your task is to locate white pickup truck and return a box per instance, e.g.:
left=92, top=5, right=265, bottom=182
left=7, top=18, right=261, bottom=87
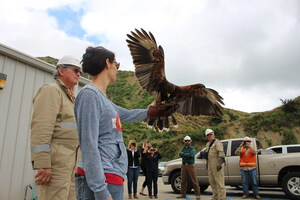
left=162, top=137, right=300, bottom=200
left=266, top=144, right=300, bottom=154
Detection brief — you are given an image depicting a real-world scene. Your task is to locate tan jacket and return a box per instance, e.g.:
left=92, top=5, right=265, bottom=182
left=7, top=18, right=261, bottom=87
left=206, top=139, right=225, bottom=167
left=31, top=79, right=78, bottom=169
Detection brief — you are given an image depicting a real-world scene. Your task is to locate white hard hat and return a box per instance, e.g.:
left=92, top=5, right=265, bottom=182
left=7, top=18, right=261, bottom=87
left=205, top=129, right=214, bottom=136
left=244, top=137, right=251, bottom=142
left=57, top=55, right=81, bottom=68
left=183, top=136, right=191, bottom=141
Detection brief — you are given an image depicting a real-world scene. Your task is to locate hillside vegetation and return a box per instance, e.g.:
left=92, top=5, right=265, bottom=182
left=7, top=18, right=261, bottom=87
left=37, top=57, right=300, bottom=161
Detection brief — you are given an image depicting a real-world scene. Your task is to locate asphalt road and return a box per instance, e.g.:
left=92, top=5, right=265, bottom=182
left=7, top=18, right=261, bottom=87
left=123, top=176, right=290, bottom=200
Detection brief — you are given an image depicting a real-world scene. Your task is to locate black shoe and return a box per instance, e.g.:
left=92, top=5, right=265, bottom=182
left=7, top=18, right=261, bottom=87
left=139, top=192, right=147, bottom=196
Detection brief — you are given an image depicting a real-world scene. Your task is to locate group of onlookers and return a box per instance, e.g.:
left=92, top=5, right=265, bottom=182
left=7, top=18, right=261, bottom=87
left=179, top=129, right=260, bottom=200
left=126, top=140, right=162, bottom=199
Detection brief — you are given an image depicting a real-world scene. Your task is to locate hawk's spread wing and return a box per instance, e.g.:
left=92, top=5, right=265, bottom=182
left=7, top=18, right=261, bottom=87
left=127, top=29, right=224, bottom=117
left=174, top=85, right=224, bottom=116
left=126, top=29, right=174, bottom=94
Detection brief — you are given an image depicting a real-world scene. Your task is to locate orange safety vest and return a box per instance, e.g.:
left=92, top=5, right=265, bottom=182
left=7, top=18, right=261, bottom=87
left=239, top=147, right=256, bottom=167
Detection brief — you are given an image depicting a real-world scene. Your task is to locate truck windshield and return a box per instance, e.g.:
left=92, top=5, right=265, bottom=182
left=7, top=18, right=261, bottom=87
left=231, top=140, right=243, bottom=156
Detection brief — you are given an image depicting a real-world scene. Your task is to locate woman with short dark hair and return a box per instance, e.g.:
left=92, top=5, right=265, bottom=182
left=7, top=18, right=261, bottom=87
left=74, top=46, right=176, bottom=200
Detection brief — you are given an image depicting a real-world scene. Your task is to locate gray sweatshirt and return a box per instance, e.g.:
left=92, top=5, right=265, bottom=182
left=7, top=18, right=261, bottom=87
left=75, top=84, right=148, bottom=200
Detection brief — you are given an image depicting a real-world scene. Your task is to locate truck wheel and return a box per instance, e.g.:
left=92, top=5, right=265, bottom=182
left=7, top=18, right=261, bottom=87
left=282, top=172, right=300, bottom=200
left=171, top=172, right=181, bottom=194
left=200, top=185, right=208, bottom=193
left=171, top=171, right=204, bottom=194
left=170, top=172, right=193, bottom=194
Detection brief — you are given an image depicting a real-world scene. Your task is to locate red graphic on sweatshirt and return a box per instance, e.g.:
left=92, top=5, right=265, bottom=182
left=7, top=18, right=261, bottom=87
left=116, top=114, right=122, bottom=132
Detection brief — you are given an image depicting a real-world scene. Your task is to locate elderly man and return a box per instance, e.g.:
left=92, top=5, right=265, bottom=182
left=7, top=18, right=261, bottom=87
left=30, top=55, right=82, bottom=200
left=205, top=129, right=226, bottom=200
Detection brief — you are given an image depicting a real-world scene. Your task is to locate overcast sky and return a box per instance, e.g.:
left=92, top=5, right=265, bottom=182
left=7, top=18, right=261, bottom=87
left=0, top=0, right=299, bottom=113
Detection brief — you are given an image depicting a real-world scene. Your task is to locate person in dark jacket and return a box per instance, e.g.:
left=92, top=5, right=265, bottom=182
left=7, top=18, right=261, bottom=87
left=146, top=146, right=162, bottom=199
left=139, top=140, right=151, bottom=196
left=127, top=140, right=140, bottom=199
left=178, top=136, right=201, bottom=199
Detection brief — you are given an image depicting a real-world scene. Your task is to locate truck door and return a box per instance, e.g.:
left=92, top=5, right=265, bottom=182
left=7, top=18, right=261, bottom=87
left=226, top=139, right=244, bottom=185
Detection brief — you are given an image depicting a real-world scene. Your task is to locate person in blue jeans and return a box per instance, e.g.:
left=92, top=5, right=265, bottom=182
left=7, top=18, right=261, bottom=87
left=74, top=46, right=177, bottom=200
left=235, top=137, right=261, bottom=199
left=127, top=140, right=140, bottom=199
left=146, top=146, right=162, bottom=199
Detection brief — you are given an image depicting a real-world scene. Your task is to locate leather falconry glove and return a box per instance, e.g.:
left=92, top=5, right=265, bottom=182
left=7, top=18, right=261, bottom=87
left=147, top=103, right=178, bottom=118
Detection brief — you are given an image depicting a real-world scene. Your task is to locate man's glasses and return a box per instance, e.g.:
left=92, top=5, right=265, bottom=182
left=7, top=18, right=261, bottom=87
left=206, top=134, right=213, bottom=137
left=63, top=65, right=82, bottom=75
left=71, top=68, right=82, bottom=76
left=184, top=140, right=191, bottom=142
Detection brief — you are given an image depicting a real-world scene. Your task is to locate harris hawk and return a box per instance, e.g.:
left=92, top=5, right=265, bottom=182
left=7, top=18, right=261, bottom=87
left=126, top=28, right=224, bottom=131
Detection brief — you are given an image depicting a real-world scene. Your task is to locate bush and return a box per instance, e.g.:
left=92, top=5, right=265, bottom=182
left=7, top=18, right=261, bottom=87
left=266, top=139, right=272, bottom=147
left=281, top=99, right=298, bottom=113
left=282, top=129, right=297, bottom=145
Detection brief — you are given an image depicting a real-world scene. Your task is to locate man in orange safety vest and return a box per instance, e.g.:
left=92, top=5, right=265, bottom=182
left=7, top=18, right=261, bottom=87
left=235, top=137, right=261, bottom=199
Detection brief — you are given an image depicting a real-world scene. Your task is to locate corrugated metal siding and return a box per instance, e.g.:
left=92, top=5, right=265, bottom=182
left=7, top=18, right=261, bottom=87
left=0, top=43, right=89, bottom=200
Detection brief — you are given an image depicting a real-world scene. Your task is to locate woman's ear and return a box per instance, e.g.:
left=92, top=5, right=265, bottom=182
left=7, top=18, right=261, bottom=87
left=105, top=59, right=111, bottom=69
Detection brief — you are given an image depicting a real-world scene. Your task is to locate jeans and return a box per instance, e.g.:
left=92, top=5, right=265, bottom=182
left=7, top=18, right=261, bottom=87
left=127, top=167, right=140, bottom=194
left=75, top=174, right=124, bottom=200
left=240, top=168, right=259, bottom=197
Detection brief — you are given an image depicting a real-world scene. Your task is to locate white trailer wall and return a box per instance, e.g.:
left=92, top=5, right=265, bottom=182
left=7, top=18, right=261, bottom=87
left=0, top=43, right=89, bottom=200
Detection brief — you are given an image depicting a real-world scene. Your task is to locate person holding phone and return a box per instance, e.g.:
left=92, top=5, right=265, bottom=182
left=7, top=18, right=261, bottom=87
left=127, top=140, right=140, bottom=199
left=235, top=137, right=261, bottom=199
left=146, top=146, right=162, bottom=198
